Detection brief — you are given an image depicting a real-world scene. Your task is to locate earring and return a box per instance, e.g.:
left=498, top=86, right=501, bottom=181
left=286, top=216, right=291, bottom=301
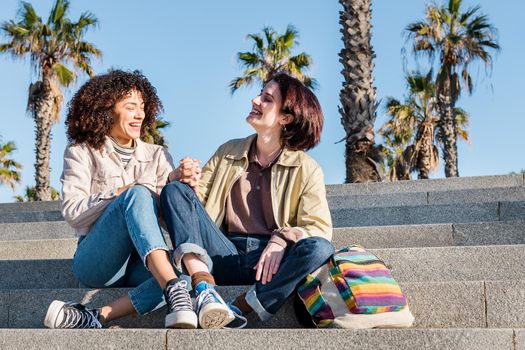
left=282, top=124, right=287, bottom=132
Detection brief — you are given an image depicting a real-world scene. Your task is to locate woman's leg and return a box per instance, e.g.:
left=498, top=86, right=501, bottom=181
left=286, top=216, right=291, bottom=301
left=73, top=186, right=174, bottom=313
left=160, top=181, right=243, bottom=328
left=45, top=185, right=188, bottom=329
left=160, top=181, right=241, bottom=277
left=241, top=236, right=335, bottom=321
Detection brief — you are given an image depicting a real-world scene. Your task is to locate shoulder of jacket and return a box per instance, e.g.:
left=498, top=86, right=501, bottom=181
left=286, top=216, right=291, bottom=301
left=64, top=142, right=91, bottom=156
left=296, top=152, right=323, bottom=179
left=215, top=135, right=255, bottom=156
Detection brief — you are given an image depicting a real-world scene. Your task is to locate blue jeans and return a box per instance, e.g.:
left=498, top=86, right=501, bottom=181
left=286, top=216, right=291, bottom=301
left=73, top=185, right=173, bottom=316
left=160, top=181, right=334, bottom=321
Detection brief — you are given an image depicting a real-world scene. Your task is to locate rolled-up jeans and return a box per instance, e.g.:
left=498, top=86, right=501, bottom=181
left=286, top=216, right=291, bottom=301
left=160, top=181, right=335, bottom=321
left=72, top=185, right=173, bottom=316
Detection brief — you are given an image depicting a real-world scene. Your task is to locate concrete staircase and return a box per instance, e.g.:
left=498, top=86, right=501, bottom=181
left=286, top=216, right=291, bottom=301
left=1, top=174, right=525, bottom=349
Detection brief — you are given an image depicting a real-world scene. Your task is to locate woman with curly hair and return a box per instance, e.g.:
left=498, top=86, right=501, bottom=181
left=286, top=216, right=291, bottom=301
left=160, top=73, right=334, bottom=328
left=44, top=69, right=201, bottom=329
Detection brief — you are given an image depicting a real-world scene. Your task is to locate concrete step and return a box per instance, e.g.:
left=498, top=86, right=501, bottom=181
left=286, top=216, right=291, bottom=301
left=334, top=221, right=525, bottom=248
left=0, top=222, right=73, bottom=241
left=0, top=328, right=521, bottom=350
left=331, top=200, right=525, bottom=227
left=3, top=221, right=525, bottom=260
left=326, top=174, right=524, bottom=196
left=0, top=201, right=62, bottom=223
left=2, top=281, right=525, bottom=329
left=2, top=198, right=524, bottom=234
left=1, top=245, right=524, bottom=289
left=328, top=186, right=525, bottom=209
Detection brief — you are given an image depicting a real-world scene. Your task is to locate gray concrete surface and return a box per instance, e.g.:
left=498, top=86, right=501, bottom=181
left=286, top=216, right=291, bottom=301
left=0, top=292, right=8, bottom=328
left=333, top=224, right=455, bottom=248
left=0, top=222, right=73, bottom=241
left=453, top=221, right=525, bottom=246
left=0, top=329, right=167, bottom=350
left=2, top=245, right=525, bottom=289
left=2, top=281, right=520, bottom=329
left=325, top=174, right=523, bottom=196
left=0, top=239, right=77, bottom=260
left=500, top=201, right=525, bottom=221
left=167, top=328, right=515, bottom=350
left=328, top=186, right=525, bottom=209
left=373, top=245, right=525, bottom=282
left=331, top=202, right=503, bottom=227
left=486, top=280, right=525, bottom=328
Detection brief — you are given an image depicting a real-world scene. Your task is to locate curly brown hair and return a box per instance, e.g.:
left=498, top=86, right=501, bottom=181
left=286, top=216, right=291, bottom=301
left=66, top=69, right=163, bottom=149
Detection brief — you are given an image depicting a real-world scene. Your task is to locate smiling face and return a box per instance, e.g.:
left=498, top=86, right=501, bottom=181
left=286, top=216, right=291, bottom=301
left=246, top=81, right=290, bottom=135
left=109, top=89, right=145, bottom=146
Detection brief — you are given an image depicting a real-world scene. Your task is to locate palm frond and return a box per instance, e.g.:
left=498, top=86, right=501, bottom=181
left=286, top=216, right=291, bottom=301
left=52, top=63, right=75, bottom=86
left=231, top=25, right=314, bottom=93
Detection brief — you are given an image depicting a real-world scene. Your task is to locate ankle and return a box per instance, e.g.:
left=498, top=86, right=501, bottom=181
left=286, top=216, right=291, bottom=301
left=164, top=277, right=180, bottom=291
left=191, top=271, right=215, bottom=291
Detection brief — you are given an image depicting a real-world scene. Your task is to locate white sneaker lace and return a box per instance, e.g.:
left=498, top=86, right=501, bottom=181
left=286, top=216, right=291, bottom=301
left=59, top=303, right=102, bottom=329
left=224, top=308, right=248, bottom=329
left=166, top=280, right=193, bottom=312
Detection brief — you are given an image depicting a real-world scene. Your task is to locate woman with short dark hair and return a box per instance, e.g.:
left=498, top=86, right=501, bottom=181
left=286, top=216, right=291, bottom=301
left=44, top=69, right=201, bottom=329
left=160, top=73, right=334, bottom=328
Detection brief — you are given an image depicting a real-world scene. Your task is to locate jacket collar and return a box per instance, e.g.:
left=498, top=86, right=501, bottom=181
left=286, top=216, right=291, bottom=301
left=224, top=134, right=301, bottom=167
left=100, top=136, right=152, bottom=162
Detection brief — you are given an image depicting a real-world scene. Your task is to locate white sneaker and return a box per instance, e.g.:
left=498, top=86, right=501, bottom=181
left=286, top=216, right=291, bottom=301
left=194, top=288, right=234, bottom=329
left=44, top=300, right=102, bottom=329
left=164, top=279, right=198, bottom=329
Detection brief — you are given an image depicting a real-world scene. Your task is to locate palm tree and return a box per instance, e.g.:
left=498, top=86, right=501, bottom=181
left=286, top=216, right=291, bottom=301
left=339, top=0, right=383, bottom=183
left=0, top=139, right=22, bottom=190
left=380, top=72, right=440, bottom=180
left=141, top=118, right=170, bottom=147
left=15, top=185, right=60, bottom=202
left=380, top=71, right=470, bottom=180
left=0, top=0, right=101, bottom=200
left=229, top=25, right=317, bottom=94
left=405, top=0, right=499, bottom=177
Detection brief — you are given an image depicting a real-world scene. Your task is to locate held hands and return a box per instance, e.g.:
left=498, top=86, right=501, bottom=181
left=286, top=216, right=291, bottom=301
left=168, top=156, right=202, bottom=189
left=254, top=241, right=286, bottom=285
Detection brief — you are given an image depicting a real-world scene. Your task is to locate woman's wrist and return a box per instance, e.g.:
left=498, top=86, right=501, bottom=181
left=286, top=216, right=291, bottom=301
left=168, top=168, right=181, bottom=183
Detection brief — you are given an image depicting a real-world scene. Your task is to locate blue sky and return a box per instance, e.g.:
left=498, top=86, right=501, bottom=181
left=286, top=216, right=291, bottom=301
left=0, top=0, right=523, bottom=202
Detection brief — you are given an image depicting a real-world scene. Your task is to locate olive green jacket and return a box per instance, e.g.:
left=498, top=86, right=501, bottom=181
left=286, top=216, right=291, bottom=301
left=196, top=135, right=333, bottom=241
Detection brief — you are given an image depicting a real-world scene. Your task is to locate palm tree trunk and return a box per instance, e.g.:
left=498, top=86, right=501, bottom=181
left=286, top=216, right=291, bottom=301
left=437, top=84, right=459, bottom=177
left=339, top=0, right=382, bottom=183
left=417, top=125, right=433, bottom=179
left=29, top=78, right=55, bottom=201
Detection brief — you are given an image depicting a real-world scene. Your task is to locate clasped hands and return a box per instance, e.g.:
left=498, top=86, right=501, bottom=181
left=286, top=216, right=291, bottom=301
left=168, top=156, right=202, bottom=189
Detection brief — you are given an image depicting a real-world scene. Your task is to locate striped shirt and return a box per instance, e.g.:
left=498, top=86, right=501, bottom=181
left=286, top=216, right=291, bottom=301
left=110, top=137, right=136, bottom=168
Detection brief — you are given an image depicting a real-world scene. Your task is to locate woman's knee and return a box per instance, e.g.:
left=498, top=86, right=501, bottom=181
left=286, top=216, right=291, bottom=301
left=160, top=180, right=194, bottom=204
left=293, top=236, right=335, bottom=262
left=124, top=184, right=152, bottom=201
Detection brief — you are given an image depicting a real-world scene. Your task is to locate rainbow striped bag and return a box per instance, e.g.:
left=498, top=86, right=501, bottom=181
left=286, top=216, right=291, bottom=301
left=297, top=245, right=414, bottom=329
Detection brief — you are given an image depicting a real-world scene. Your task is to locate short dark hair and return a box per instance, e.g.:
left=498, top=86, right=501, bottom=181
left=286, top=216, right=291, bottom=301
left=272, top=73, right=323, bottom=151
left=66, top=69, right=163, bottom=149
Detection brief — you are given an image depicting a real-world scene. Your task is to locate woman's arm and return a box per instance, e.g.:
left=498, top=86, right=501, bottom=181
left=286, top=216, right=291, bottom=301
left=61, top=146, right=117, bottom=229
left=195, top=144, right=224, bottom=205
left=156, top=147, right=175, bottom=194
left=294, top=166, right=333, bottom=240
left=269, top=165, right=333, bottom=247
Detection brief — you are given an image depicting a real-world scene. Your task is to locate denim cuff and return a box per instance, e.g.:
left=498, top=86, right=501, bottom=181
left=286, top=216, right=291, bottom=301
left=173, top=243, right=213, bottom=273
left=142, top=246, right=170, bottom=271
left=127, top=278, right=166, bottom=316
left=245, top=284, right=273, bottom=322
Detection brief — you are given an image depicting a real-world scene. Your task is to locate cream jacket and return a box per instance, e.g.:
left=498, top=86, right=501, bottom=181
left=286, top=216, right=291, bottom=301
left=61, top=137, right=174, bottom=236
left=197, top=135, right=333, bottom=241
